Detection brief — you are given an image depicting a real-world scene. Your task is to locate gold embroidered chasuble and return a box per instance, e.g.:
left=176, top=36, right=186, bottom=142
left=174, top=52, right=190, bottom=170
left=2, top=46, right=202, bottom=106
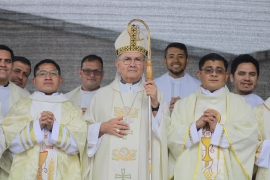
left=254, top=97, right=270, bottom=180
left=167, top=86, right=258, bottom=180
left=83, top=77, right=170, bottom=180
left=0, top=82, right=30, bottom=180
left=2, top=93, right=87, bottom=180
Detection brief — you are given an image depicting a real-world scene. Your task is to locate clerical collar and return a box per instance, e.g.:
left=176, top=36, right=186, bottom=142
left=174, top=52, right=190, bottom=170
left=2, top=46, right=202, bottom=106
left=0, top=81, right=10, bottom=87
left=120, top=78, right=141, bottom=85
left=36, top=91, right=59, bottom=96
left=119, top=78, right=141, bottom=93
left=200, top=86, right=225, bottom=96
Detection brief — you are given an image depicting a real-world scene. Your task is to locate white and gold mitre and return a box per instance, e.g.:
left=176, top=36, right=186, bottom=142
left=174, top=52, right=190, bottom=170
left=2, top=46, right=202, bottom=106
left=115, top=22, right=148, bottom=57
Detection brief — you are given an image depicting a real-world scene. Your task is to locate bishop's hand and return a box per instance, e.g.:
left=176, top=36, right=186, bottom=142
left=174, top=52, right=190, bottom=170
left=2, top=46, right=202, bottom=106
left=143, top=80, right=159, bottom=109
left=100, top=117, right=130, bottom=138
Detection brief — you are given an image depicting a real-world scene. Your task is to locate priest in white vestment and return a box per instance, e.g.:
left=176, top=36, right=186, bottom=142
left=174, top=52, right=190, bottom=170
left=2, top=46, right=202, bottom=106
left=0, top=45, right=30, bottom=180
left=230, top=54, right=263, bottom=108
left=154, top=43, right=201, bottom=113
left=254, top=97, right=270, bottom=179
left=168, top=53, right=258, bottom=180
left=83, top=20, right=170, bottom=180
left=65, top=54, right=104, bottom=114
left=3, top=59, right=87, bottom=180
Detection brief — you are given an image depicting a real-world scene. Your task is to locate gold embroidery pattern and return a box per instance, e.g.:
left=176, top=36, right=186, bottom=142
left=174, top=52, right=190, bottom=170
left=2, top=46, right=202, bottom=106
left=116, top=25, right=148, bottom=57
left=115, top=168, right=131, bottom=179
left=48, top=159, right=54, bottom=180
left=37, top=151, right=48, bottom=180
left=112, top=147, right=136, bottom=161
left=114, top=107, right=139, bottom=119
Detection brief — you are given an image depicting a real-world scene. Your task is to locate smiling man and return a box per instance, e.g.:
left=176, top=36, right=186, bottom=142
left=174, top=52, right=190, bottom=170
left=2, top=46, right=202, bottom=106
left=65, top=54, right=104, bottom=114
left=84, top=21, right=170, bottom=180
left=167, top=53, right=257, bottom=180
left=3, top=59, right=87, bottom=180
left=0, top=45, right=30, bottom=180
left=9, top=56, right=31, bottom=89
left=154, top=43, right=201, bottom=113
left=230, top=54, right=263, bottom=108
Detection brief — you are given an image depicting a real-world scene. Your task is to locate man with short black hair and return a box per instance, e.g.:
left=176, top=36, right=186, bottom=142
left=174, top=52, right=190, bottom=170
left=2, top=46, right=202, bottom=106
left=230, top=54, right=263, bottom=108
left=154, top=42, right=200, bottom=113
left=9, top=56, right=31, bottom=89
left=3, top=59, right=87, bottom=180
left=66, top=54, right=104, bottom=114
left=168, top=53, right=257, bottom=179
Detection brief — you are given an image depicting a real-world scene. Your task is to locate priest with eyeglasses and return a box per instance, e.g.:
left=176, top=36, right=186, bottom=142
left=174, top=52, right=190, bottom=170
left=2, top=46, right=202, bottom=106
left=167, top=53, right=258, bottom=180
left=66, top=54, right=104, bottom=114
left=3, top=59, right=87, bottom=180
left=83, top=20, right=170, bottom=180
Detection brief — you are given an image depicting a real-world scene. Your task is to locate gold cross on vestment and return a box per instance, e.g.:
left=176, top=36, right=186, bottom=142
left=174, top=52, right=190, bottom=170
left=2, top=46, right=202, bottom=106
left=115, top=168, right=131, bottom=180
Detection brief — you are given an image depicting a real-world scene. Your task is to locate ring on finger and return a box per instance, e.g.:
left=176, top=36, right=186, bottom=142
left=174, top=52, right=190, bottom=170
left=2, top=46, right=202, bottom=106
left=116, top=129, right=120, bottom=133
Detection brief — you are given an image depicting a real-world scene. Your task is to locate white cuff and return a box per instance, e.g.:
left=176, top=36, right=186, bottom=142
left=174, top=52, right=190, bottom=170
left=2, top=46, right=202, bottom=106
left=33, top=120, right=44, bottom=143
left=256, top=140, right=270, bottom=168
left=185, top=122, right=201, bottom=148
left=50, top=121, right=60, bottom=144
left=87, top=123, right=103, bottom=157
left=210, top=123, right=229, bottom=148
left=152, top=105, right=162, bottom=139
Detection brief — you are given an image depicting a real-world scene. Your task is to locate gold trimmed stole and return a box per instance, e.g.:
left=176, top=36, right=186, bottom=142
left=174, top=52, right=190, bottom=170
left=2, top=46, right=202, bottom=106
left=195, top=98, right=227, bottom=180
left=30, top=101, right=61, bottom=180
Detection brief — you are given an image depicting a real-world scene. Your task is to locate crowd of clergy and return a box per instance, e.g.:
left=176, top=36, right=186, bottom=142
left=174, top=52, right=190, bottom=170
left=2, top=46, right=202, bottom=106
left=0, top=19, right=269, bottom=180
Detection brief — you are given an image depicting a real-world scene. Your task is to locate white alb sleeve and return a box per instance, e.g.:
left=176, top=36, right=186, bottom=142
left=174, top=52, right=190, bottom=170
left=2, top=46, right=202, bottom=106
left=9, top=120, right=44, bottom=154
left=49, top=121, right=79, bottom=155
left=151, top=104, right=163, bottom=139
left=256, top=140, right=270, bottom=168
left=185, top=122, right=202, bottom=148
left=210, top=123, right=229, bottom=148
left=87, top=122, right=103, bottom=157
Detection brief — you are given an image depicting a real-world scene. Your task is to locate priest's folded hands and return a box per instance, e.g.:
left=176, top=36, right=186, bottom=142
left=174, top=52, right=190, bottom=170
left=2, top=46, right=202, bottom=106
left=196, top=109, right=219, bottom=132
left=39, top=111, right=56, bottom=130
left=99, top=116, right=130, bottom=138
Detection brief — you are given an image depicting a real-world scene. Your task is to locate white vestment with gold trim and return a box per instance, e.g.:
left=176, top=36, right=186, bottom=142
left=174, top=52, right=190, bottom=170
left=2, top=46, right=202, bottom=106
left=84, top=77, right=170, bottom=180
left=254, top=97, right=270, bottom=180
left=168, top=86, right=257, bottom=180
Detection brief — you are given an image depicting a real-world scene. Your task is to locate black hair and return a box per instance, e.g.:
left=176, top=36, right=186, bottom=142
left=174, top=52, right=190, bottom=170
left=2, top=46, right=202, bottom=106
left=0, top=45, right=14, bottom=61
left=230, top=54, right=259, bottom=76
left=34, top=59, right=61, bottom=77
left=81, top=54, right=103, bottom=69
left=199, top=53, right=228, bottom=71
left=164, top=42, right=188, bottom=58
left=14, top=56, right=31, bottom=74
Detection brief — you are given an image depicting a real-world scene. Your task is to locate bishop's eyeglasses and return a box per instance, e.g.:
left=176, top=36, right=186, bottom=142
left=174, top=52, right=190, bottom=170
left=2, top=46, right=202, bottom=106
left=82, top=69, right=103, bottom=76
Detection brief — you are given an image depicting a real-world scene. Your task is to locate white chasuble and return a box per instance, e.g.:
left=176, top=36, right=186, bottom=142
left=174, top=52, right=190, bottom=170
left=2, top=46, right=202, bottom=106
left=30, top=94, right=63, bottom=180
left=255, top=98, right=270, bottom=180
left=109, top=91, right=143, bottom=180
left=195, top=98, right=226, bottom=180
